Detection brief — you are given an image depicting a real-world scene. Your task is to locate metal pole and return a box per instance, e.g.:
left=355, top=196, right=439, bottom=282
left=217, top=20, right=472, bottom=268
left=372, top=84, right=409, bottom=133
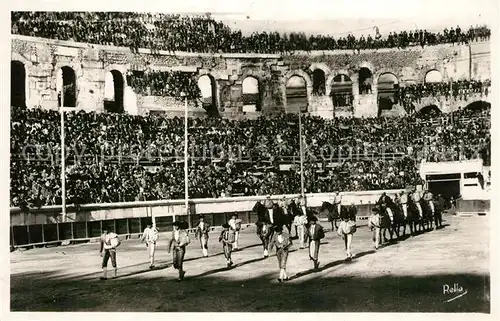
left=298, top=110, right=305, bottom=198
left=184, top=96, right=190, bottom=228
left=60, top=87, right=67, bottom=222
left=469, top=43, right=472, bottom=80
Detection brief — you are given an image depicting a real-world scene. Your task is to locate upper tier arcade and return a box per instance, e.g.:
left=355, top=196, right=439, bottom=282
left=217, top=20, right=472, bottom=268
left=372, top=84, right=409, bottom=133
left=11, top=35, right=490, bottom=118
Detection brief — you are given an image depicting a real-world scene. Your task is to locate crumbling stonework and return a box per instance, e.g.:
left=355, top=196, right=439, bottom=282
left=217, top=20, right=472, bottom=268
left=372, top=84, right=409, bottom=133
left=11, top=35, right=490, bottom=118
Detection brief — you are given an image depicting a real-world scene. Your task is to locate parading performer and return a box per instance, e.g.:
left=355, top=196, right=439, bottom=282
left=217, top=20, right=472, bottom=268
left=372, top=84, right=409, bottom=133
left=306, top=216, right=325, bottom=269
left=228, top=214, right=242, bottom=250
left=219, top=223, right=236, bottom=268
left=195, top=215, right=210, bottom=257
left=99, top=226, right=121, bottom=280
left=139, top=221, right=159, bottom=269
left=337, top=205, right=357, bottom=261
left=368, top=207, right=382, bottom=250
left=168, top=221, right=190, bottom=281
left=269, top=225, right=292, bottom=282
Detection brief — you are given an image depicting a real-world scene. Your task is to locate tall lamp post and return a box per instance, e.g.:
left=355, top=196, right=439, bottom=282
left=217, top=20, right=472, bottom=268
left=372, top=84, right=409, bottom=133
left=60, top=86, right=68, bottom=222
left=181, top=92, right=190, bottom=228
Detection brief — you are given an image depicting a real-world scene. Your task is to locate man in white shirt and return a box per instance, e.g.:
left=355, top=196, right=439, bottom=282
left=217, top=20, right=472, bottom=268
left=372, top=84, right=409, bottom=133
left=228, top=214, right=241, bottom=250
left=99, top=226, right=121, bottom=280
left=140, top=222, right=159, bottom=269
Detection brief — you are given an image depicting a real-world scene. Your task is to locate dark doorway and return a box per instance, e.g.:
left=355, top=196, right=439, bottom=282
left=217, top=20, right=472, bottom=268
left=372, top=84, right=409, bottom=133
left=59, top=66, right=77, bottom=107
left=427, top=180, right=461, bottom=201
left=104, top=70, right=125, bottom=113
left=11, top=61, right=26, bottom=108
left=312, top=69, right=326, bottom=95
left=198, top=75, right=219, bottom=117
left=286, top=76, right=308, bottom=113
left=358, top=67, right=373, bottom=95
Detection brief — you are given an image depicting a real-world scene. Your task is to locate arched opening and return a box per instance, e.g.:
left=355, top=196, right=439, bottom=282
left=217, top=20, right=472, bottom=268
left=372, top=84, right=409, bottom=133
left=330, top=74, right=353, bottom=109
left=198, top=75, right=219, bottom=116
left=358, top=67, right=373, bottom=95
left=417, top=105, right=442, bottom=119
left=242, top=76, right=261, bottom=112
left=377, top=73, right=399, bottom=116
left=104, top=70, right=124, bottom=113
left=11, top=61, right=26, bottom=108
left=57, top=66, right=77, bottom=107
left=286, top=75, right=308, bottom=113
left=461, top=101, right=491, bottom=118
left=425, top=70, right=443, bottom=83
left=312, top=69, right=326, bottom=96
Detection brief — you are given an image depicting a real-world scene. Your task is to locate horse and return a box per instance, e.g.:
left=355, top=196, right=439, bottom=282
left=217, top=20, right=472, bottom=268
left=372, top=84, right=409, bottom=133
left=379, top=204, right=405, bottom=243
left=319, top=201, right=340, bottom=231
left=419, top=199, right=435, bottom=231
left=278, top=202, right=295, bottom=235
left=423, top=198, right=443, bottom=230
left=401, top=199, right=421, bottom=236
left=287, top=200, right=301, bottom=237
left=257, top=220, right=273, bottom=257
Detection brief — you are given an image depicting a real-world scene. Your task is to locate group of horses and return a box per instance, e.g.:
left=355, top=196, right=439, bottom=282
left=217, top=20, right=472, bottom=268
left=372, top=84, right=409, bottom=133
left=250, top=194, right=445, bottom=255
left=320, top=195, right=445, bottom=244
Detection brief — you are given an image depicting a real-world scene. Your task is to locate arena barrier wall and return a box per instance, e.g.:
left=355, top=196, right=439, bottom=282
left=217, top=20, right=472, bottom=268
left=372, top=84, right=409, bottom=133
left=10, top=189, right=407, bottom=248
left=455, top=199, right=490, bottom=216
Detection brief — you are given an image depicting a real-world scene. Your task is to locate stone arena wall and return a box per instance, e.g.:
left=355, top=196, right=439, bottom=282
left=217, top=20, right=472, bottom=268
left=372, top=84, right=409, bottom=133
left=11, top=35, right=490, bottom=118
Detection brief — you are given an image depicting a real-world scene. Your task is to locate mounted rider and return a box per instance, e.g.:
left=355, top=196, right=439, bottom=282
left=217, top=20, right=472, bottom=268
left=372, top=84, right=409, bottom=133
left=412, top=188, right=423, bottom=218
left=400, top=190, right=409, bottom=219
left=423, top=189, right=435, bottom=215
left=333, top=191, right=342, bottom=216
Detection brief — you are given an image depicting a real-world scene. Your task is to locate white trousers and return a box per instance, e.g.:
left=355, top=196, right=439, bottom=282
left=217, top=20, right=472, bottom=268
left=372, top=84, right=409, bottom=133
left=428, top=201, right=435, bottom=214
left=268, top=208, right=274, bottom=224
left=297, top=225, right=305, bottom=248
left=147, top=242, right=156, bottom=265
left=402, top=204, right=408, bottom=218
left=234, top=231, right=239, bottom=249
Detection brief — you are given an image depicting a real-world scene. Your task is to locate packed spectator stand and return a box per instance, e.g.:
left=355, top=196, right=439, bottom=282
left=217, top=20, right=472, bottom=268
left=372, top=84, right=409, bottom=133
left=12, top=12, right=490, bottom=54
left=11, top=102, right=490, bottom=208
left=10, top=12, right=492, bottom=209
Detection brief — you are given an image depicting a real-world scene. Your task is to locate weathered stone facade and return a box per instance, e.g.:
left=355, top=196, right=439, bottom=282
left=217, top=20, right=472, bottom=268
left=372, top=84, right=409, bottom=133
left=11, top=35, right=490, bottom=118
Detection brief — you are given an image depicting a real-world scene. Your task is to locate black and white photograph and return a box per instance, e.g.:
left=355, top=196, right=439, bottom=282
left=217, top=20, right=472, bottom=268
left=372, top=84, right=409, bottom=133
left=3, top=0, right=498, bottom=315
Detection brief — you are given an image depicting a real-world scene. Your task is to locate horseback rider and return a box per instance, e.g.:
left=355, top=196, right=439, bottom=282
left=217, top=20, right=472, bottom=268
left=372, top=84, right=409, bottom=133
left=400, top=190, right=409, bottom=219
left=298, top=195, right=307, bottom=216
left=412, top=188, right=423, bottom=218
left=333, top=192, right=342, bottom=216
left=264, top=195, right=276, bottom=225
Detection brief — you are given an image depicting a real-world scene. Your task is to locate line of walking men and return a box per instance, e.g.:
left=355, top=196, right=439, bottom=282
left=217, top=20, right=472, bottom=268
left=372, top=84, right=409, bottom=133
left=98, top=190, right=444, bottom=282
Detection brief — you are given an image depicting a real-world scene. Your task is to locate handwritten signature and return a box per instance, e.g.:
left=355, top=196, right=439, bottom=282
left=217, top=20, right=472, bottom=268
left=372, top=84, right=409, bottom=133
left=443, top=283, right=468, bottom=303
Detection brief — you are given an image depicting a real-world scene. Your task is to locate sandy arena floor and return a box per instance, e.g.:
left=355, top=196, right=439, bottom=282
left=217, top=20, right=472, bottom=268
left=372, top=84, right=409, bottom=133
left=10, top=214, right=489, bottom=312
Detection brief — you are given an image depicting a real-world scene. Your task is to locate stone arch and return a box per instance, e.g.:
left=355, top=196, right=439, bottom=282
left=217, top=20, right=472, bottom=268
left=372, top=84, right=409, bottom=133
left=330, top=73, right=354, bottom=108
left=197, top=73, right=219, bottom=117
left=104, top=69, right=125, bottom=113
left=377, top=72, right=400, bottom=116
left=309, top=63, right=331, bottom=75
left=57, top=66, right=77, bottom=107
left=285, top=74, right=309, bottom=113
left=416, top=104, right=442, bottom=116
left=11, top=61, right=26, bottom=108
left=463, top=100, right=491, bottom=112
left=284, top=69, right=313, bottom=89
left=242, top=76, right=261, bottom=112
left=425, top=69, right=443, bottom=83
left=326, top=69, right=355, bottom=90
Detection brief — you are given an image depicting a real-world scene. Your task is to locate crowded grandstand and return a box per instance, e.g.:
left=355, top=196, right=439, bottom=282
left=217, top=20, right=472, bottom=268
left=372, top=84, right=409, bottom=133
left=10, top=12, right=491, bottom=211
